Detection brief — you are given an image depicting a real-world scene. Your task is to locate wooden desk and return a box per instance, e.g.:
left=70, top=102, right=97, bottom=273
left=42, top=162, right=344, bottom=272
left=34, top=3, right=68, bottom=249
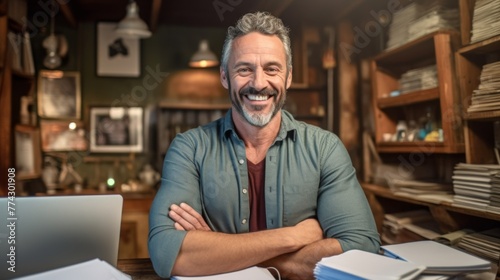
left=118, top=258, right=164, bottom=279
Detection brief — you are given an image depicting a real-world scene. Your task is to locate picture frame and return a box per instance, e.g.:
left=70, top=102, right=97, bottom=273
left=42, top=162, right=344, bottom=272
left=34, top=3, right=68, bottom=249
left=97, top=22, right=140, bottom=77
left=15, top=125, right=42, bottom=180
left=37, top=70, right=81, bottom=119
left=89, top=107, right=143, bottom=153
left=40, top=120, right=88, bottom=152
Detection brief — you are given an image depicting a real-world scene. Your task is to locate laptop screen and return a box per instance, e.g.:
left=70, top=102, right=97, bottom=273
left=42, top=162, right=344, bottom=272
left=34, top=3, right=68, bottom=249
left=0, top=194, right=123, bottom=279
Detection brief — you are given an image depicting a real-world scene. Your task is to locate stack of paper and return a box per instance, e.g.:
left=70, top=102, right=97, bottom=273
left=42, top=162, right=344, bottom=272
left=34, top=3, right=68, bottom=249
left=399, top=65, right=438, bottom=94
left=171, top=266, right=275, bottom=280
left=386, top=0, right=459, bottom=50
left=314, top=249, right=426, bottom=280
left=451, top=163, right=500, bottom=214
left=456, top=228, right=500, bottom=263
left=382, top=209, right=441, bottom=244
left=388, top=178, right=454, bottom=203
left=467, top=61, right=500, bottom=113
left=16, top=259, right=130, bottom=280
left=470, top=0, right=500, bottom=44
left=382, top=240, right=492, bottom=275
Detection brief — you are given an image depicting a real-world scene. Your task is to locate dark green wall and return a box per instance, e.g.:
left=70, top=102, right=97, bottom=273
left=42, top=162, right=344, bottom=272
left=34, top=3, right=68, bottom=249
left=33, top=22, right=227, bottom=189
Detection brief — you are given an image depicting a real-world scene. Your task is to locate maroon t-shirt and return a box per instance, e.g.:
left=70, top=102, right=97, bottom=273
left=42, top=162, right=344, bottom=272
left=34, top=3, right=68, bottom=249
left=247, top=159, right=267, bottom=232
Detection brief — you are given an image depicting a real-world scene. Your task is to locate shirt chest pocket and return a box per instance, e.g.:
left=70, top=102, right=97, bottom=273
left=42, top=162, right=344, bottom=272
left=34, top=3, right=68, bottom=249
left=282, top=179, right=319, bottom=226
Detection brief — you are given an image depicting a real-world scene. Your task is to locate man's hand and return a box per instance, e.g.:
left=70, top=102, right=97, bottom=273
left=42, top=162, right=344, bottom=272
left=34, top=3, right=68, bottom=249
left=169, top=203, right=212, bottom=231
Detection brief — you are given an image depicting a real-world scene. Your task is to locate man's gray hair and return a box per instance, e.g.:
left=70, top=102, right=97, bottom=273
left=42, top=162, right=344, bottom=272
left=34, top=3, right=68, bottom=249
left=221, top=11, right=292, bottom=74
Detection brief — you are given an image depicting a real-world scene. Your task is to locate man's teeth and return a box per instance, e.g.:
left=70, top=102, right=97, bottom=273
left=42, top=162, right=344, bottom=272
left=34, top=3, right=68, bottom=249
left=246, top=94, right=269, bottom=101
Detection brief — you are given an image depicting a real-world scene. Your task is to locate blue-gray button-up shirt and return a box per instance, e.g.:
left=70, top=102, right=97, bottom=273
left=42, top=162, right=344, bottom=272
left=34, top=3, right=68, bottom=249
left=149, top=109, right=380, bottom=278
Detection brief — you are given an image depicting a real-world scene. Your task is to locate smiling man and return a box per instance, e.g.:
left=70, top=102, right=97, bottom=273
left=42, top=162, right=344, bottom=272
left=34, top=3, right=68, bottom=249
left=148, top=11, right=380, bottom=280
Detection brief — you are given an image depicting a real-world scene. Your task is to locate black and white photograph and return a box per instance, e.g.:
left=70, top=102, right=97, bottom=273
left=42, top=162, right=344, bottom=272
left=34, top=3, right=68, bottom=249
left=37, top=70, right=81, bottom=119
left=90, top=107, right=143, bottom=153
left=97, top=22, right=140, bottom=77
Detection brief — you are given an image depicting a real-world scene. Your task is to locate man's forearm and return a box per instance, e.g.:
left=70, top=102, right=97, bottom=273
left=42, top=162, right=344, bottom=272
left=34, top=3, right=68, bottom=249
left=172, top=219, right=323, bottom=276
left=260, top=238, right=343, bottom=280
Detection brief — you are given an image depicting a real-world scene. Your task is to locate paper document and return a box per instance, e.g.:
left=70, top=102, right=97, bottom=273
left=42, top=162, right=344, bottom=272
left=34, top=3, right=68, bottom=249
left=382, top=241, right=491, bottom=274
left=314, top=249, right=426, bottom=280
left=171, top=266, right=275, bottom=280
left=15, top=258, right=131, bottom=280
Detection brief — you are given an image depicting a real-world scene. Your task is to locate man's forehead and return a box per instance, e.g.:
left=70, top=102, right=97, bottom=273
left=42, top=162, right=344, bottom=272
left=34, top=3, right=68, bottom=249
left=231, top=33, right=286, bottom=61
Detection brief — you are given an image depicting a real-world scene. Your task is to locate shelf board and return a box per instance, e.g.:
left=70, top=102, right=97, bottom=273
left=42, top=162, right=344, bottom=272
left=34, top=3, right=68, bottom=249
left=377, top=87, right=440, bottom=109
left=376, top=141, right=465, bottom=154
left=374, top=30, right=458, bottom=65
left=458, top=34, right=500, bottom=55
left=465, top=110, right=500, bottom=121
left=362, top=183, right=500, bottom=221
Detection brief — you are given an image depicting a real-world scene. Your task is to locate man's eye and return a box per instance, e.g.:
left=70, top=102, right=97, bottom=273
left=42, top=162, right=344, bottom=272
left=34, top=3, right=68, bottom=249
left=266, top=68, right=279, bottom=75
left=237, top=68, right=251, bottom=75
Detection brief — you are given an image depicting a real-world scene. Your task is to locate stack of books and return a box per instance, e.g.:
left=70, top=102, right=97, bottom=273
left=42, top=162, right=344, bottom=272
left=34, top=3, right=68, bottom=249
left=467, top=61, right=500, bottom=113
left=456, top=228, right=500, bottom=264
left=470, top=0, right=500, bottom=44
left=386, top=0, right=459, bottom=50
left=452, top=163, right=500, bottom=214
left=398, top=65, right=438, bottom=94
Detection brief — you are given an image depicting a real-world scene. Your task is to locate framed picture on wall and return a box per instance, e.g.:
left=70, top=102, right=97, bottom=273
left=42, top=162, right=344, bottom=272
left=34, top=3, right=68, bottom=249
left=97, top=22, right=140, bottom=77
left=40, top=120, right=88, bottom=152
left=37, top=70, right=81, bottom=119
left=89, top=107, right=143, bottom=153
left=15, top=125, right=42, bottom=180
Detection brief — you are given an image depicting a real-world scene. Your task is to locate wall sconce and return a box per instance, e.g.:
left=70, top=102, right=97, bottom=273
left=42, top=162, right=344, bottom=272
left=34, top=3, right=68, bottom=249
left=116, top=0, right=151, bottom=39
left=189, top=40, right=219, bottom=68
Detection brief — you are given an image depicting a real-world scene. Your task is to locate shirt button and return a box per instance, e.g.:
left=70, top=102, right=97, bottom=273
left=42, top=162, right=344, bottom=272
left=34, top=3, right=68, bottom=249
left=242, top=189, right=248, bottom=194
left=241, top=219, right=247, bottom=224
left=238, top=159, right=244, bottom=164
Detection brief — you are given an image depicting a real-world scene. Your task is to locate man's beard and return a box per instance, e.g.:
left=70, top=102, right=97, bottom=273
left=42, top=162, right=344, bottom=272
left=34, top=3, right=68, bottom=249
left=229, top=83, right=286, bottom=127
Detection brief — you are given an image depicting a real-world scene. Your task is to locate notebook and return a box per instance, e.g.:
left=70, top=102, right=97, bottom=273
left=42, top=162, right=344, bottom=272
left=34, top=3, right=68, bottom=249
left=0, top=194, right=123, bottom=279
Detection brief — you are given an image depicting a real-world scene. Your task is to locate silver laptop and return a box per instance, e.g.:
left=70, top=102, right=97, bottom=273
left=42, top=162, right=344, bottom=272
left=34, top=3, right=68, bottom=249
left=0, top=194, right=123, bottom=279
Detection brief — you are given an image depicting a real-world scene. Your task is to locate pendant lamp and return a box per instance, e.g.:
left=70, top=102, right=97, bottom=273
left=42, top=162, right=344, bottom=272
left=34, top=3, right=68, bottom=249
left=116, top=0, right=151, bottom=39
left=189, top=40, right=219, bottom=68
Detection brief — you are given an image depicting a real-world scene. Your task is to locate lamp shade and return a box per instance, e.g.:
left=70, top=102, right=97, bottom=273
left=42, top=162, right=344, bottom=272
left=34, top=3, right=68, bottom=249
left=189, top=40, right=219, bottom=68
left=116, top=1, right=151, bottom=39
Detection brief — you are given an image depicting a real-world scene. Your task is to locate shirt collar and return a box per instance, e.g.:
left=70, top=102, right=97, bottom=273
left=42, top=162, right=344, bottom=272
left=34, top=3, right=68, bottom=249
left=222, top=109, right=297, bottom=141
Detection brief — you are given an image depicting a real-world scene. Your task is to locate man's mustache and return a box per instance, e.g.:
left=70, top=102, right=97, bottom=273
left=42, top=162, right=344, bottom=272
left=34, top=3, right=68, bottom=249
left=239, top=87, right=278, bottom=96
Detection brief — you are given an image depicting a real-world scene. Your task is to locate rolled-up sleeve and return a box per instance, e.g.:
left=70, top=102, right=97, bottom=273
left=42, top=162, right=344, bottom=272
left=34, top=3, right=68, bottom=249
left=148, top=134, right=202, bottom=278
left=317, top=134, right=380, bottom=253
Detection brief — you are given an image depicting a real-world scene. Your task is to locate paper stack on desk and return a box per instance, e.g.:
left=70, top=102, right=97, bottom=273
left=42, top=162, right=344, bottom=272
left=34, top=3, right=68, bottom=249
left=382, top=240, right=492, bottom=275
left=314, top=249, right=426, bottom=280
left=15, top=258, right=131, bottom=280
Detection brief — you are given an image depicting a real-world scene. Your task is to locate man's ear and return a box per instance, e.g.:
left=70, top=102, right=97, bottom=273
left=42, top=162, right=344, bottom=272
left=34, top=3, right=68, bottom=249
left=220, top=67, right=229, bottom=89
left=285, top=67, right=293, bottom=89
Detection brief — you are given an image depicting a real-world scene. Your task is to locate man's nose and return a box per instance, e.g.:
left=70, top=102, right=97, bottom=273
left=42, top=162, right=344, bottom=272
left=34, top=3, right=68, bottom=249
left=251, top=68, right=267, bottom=91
